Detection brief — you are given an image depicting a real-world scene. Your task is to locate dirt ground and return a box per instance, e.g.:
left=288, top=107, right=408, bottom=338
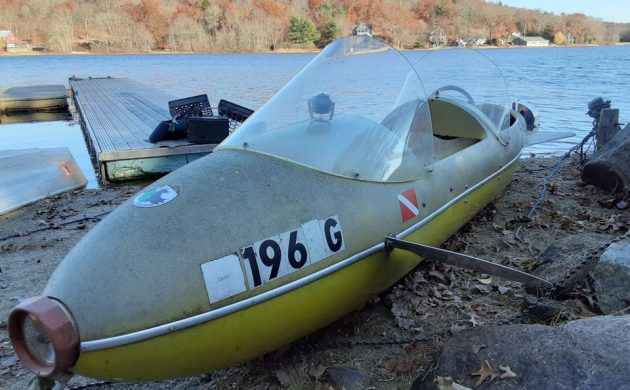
left=1, top=156, right=628, bottom=390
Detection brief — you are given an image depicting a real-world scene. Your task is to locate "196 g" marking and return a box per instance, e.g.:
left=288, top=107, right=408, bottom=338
left=241, top=215, right=344, bottom=288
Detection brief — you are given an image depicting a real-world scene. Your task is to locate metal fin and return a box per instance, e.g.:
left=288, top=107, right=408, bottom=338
left=523, top=130, right=575, bottom=146
left=385, top=237, right=552, bottom=286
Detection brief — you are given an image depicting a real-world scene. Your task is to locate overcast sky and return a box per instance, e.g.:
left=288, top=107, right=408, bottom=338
left=496, top=0, right=630, bottom=23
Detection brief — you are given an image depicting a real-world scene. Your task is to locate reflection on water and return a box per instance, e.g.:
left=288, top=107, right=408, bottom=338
left=0, top=116, right=98, bottom=189
left=0, top=111, right=69, bottom=125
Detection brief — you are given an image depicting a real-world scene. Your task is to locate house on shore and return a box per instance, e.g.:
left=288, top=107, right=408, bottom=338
left=6, top=41, right=30, bottom=53
left=513, top=36, right=550, bottom=47
left=429, top=30, right=447, bottom=47
left=352, top=23, right=373, bottom=37
left=0, top=30, right=16, bottom=42
left=1, top=30, right=17, bottom=51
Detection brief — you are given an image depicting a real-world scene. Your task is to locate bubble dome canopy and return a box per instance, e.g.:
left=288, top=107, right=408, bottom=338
left=217, top=36, right=434, bottom=182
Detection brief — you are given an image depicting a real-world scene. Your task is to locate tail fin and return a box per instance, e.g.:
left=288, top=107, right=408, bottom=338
left=523, top=131, right=575, bottom=146
left=515, top=102, right=575, bottom=146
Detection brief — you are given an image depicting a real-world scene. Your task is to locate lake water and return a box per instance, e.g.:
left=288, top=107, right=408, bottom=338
left=1, top=46, right=629, bottom=187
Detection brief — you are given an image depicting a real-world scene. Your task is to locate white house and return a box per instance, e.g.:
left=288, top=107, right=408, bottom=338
left=513, top=36, right=550, bottom=47
left=352, top=23, right=373, bottom=37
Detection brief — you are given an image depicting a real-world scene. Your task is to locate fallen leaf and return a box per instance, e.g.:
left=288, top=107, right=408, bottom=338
left=275, top=370, right=291, bottom=387
left=473, top=284, right=490, bottom=294
left=468, top=313, right=483, bottom=327
left=429, top=270, right=447, bottom=283
left=498, top=285, right=511, bottom=295
left=470, top=360, right=497, bottom=386
left=477, top=277, right=492, bottom=285
left=309, top=364, right=327, bottom=380
left=437, top=376, right=472, bottom=390
left=499, top=365, right=518, bottom=379
left=471, top=344, right=485, bottom=353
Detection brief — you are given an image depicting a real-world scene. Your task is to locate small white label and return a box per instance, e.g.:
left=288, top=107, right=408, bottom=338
left=201, top=254, right=247, bottom=303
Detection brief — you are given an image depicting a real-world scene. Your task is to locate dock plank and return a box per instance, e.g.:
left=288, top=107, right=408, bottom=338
left=70, top=78, right=217, bottom=182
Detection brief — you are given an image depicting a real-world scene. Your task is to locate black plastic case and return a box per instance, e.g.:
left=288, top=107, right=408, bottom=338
left=187, top=116, right=230, bottom=144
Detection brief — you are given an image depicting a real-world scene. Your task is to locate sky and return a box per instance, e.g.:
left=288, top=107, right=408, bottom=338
left=496, top=0, right=630, bottom=23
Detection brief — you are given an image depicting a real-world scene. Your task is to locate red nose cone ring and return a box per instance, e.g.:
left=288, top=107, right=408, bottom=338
left=8, top=296, right=80, bottom=377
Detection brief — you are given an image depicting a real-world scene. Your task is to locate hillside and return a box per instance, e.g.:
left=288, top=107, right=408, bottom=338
left=0, top=0, right=629, bottom=53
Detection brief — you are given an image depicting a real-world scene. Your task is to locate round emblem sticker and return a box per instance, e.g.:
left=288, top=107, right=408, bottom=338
left=134, top=185, right=178, bottom=208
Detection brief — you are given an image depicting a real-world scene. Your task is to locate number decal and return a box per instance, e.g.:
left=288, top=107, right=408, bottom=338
left=241, top=215, right=345, bottom=290
left=259, top=239, right=281, bottom=279
left=323, top=217, right=344, bottom=253
left=287, top=230, right=308, bottom=268
left=241, top=246, right=261, bottom=287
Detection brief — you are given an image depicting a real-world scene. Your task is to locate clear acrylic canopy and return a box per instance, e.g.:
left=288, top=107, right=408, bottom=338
left=217, top=38, right=514, bottom=180
left=217, top=36, right=434, bottom=182
left=412, top=48, right=512, bottom=143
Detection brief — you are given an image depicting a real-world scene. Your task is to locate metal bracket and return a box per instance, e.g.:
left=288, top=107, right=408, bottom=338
left=385, top=236, right=552, bottom=286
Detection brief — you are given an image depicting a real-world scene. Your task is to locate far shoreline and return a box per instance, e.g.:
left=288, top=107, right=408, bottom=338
left=1, top=42, right=629, bottom=57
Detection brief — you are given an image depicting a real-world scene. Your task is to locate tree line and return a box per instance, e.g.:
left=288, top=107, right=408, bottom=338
left=0, top=0, right=628, bottom=53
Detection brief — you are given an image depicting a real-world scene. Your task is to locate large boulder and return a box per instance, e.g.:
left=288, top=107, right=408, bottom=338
left=593, top=240, right=630, bottom=314
left=526, top=233, right=609, bottom=297
left=412, top=315, right=630, bottom=390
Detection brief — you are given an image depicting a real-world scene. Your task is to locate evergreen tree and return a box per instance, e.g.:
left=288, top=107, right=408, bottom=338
left=288, top=16, right=320, bottom=44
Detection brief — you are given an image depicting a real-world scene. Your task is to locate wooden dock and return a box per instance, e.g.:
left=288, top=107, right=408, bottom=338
left=0, top=84, right=67, bottom=113
left=70, top=77, right=216, bottom=182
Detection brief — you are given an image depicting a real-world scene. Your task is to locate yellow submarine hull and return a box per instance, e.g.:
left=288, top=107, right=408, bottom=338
left=72, top=160, right=516, bottom=381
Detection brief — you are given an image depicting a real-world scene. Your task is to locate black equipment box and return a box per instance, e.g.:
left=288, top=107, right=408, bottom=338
left=218, top=99, right=254, bottom=123
left=168, top=95, right=213, bottom=118
left=187, top=116, right=230, bottom=144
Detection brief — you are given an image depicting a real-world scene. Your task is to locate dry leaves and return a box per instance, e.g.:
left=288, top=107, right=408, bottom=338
left=275, top=370, right=290, bottom=387
left=469, top=360, right=497, bottom=386
left=309, top=364, right=327, bottom=380
left=471, top=344, right=485, bottom=353
left=499, top=365, right=518, bottom=379
left=498, top=285, right=511, bottom=295
left=477, top=277, right=492, bottom=285
left=437, top=376, right=472, bottom=390
left=469, top=361, right=519, bottom=386
left=468, top=312, right=483, bottom=327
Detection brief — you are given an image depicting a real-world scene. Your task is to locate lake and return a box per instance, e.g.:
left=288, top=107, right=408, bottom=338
left=1, top=45, right=629, bottom=187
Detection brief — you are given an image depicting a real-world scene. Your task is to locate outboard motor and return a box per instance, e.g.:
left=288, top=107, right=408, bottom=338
left=515, top=102, right=539, bottom=131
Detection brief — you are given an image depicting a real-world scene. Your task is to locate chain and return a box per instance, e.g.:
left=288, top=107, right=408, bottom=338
left=516, top=231, right=629, bottom=322
left=294, top=335, right=435, bottom=352
left=66, top=381, right=111, bottom=390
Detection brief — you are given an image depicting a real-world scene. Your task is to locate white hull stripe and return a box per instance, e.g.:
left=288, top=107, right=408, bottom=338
left=397, top=194, right=419, bottom=216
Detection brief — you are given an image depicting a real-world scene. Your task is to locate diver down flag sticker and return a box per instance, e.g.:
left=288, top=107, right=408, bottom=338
left=398, top=189, right=418, bottom=222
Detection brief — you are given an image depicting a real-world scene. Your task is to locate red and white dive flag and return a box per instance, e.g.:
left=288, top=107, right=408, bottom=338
left=398, top=189, right=418, bottom=223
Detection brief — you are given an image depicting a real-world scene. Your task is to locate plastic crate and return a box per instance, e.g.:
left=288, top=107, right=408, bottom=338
left=168, top=95, right=213, bottom=118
